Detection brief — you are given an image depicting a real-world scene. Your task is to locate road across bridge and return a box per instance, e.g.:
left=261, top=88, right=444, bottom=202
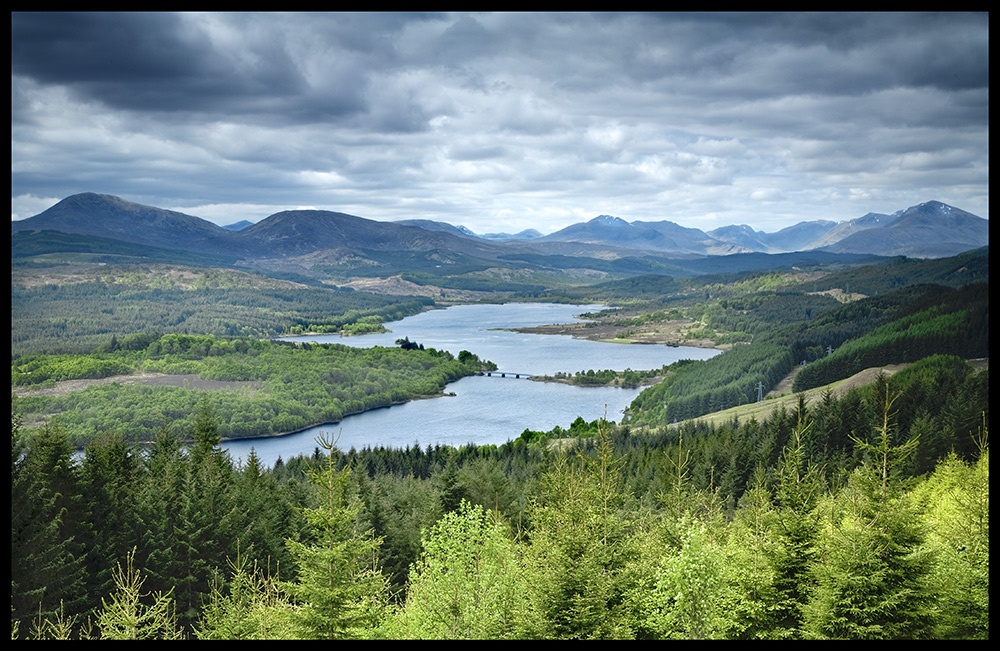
left=481, top=371, right=532, bottom=379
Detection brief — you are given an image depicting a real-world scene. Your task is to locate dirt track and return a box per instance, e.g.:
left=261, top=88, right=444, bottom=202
left=12, top=373, right=262, bottom=398
left=675, top=358, right=988, bottom=429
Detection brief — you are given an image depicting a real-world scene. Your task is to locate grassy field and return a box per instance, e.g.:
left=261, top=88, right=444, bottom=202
left=675, top=358, right=988, bottom=429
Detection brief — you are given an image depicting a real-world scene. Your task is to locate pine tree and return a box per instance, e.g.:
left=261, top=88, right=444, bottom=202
left=95, top=548, right=183, bottom=640
left=804, top=378, right=937, bottom=639
left=358, top=472, right=442, bottom=594
left=229, top=448, right=296, bottom=578
left=79, top=430, right=145, bottom=617
left=194, top=548, right=296, bottom=640
left=10, top=418, right=90, bottom=629
left=280, top=432, right=390, bottom=639
left=725, top=465, right=781, bottom=639
left=135, top=429, right=189, bottom=607
left=766, top=400, right=823, bottom=638
left=525, top=417, right=636, bottom=639
left=23, top=601, right=80, bottom=640
left=176, top=399, right=239, bottom=628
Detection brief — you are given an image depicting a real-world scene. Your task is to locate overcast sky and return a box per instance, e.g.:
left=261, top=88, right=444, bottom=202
left=11, top=12, right=989, bottom=234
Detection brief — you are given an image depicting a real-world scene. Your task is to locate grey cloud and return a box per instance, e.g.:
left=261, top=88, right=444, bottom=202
left=446, top=145, right=509, bottom=161
left=11, top=12, right=372, bottom=122
left=12, top=13, right=205, bottom=86
left=435, top=14, right=501, bottom=61
left=10, top=12, right=989, bottom=232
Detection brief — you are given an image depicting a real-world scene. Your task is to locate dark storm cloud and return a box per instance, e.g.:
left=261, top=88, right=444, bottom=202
left=16, top=15, right=343, bottom=126
left=10, top=11, right=989, bottom=233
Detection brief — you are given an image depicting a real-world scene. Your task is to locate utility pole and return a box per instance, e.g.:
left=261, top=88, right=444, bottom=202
left=756, top=381, right=764, bottom=403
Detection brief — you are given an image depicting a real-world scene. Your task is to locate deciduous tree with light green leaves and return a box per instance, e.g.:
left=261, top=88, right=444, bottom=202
left=382, top=500, right=539, bottom=639
left=625, top=506, right=744, bottom=640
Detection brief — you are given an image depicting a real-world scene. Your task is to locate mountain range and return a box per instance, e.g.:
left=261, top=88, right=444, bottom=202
left=11, top=193, right=989, bottom=281
left=533, top=202, right=987, bottom=258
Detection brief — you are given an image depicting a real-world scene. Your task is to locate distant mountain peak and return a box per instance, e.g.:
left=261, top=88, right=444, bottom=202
left=9, top=192, right=231, bottom=255
left=592, top=215, right=629, bottom=227
left=478, top=228, right=543, bottom=241
left=222, top=220, right=254, bottom=231
left=898, top=200, right=958, bottom=219
left=820, top=200, right=988, bottom=258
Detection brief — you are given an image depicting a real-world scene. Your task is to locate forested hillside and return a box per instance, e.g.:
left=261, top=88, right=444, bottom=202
left=11, top=263, right=433, bottom=357
left=791, top=282, right=988, bottom=391
left=611, top=249, right=988, bottom=428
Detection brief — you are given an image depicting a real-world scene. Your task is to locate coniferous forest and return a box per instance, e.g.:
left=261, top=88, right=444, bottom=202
left=10, top=250, right=989, bottom=640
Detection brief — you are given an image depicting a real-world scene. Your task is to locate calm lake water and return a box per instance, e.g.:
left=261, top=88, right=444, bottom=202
left=223, top=302, right=719, bottom=468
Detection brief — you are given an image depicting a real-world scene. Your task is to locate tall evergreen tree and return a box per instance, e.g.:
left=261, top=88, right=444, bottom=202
left=11, top=410, right=60, bottom=630
left=10, top=418, right=90, bottom=629
left=176, top=398, right=239, bottom=629
left=357, top=472, right=441, bottom=596
left=766, top=399, right=823, bottom=638
left=229, top=448, right=296, bottom=578
left=280, top=433, right=390, bottom=639
left=135, top=429, right=190, bottom=609
left=79, top=429, right=145, bottom=617
left=725, top=465, right=781, bottom=640
left=804, top=378, right=937, bottom=639
left=525, top=419, right=636, bottom=639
